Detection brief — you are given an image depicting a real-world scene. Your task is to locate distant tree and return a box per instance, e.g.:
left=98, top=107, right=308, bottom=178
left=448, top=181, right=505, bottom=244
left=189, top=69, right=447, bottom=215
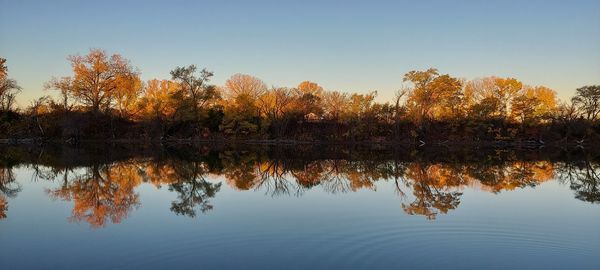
left=0, top=58, right=21, bottom=112
left=222, top=73, right=267, bottom=100
left=44, top=77, right=74, bottom=112
left=293, top=81, right=324, bottom=118
left=403, top=68, right=462, bottom=122
left=170, top=65, right=217, bottom=121
left=113, top=75, right=143, bottom=118
left=572, top=85, right=600, bottom=120
left=470, top=96, right=502, bottom=120
left=322, top=91, right=349, bottom=120
left=512, top=86, right=557, bottom=122
left=297, top=81, right=323, bottom=96
left=258, top=87, right=296, bottom=121
left=347, top=92, right=377, bottom=119
left=0, top=58, right=7, bottom=80
left=464, top=77, right=525, bottom=120
left=511, top=94, right=540, bottom=123
left=46, top=49, right=140, bottom=114
left=220, top=74, right=268, bottom=135
left=492, top=77, right=523, bottom=118
left=138, top=79, right=179, bottom=120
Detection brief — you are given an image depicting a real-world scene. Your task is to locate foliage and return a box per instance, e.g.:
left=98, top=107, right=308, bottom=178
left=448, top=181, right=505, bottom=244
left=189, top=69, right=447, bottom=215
left=1, top=51, right=598, bottom=143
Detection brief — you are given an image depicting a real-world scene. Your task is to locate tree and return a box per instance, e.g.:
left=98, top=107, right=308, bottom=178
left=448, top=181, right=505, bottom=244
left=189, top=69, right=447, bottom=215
left=258, top=87, right=296, bottom=121
left=44, top=77, right=73, bottom=112
left=470, top=96, right=502, bottom=120
left=219, top=74, right=269, bottom=135
left=403, top=68, right=462, bottom=122
left=0, top=58, right=21, bottom=112
left=46, top=49, right=140, bottom=113
left=492, top=77, right=523, bottom=118
left=221, top=92, right=262, bottom=135
left=347, top=92, right=377, bottom=119
left=293, top=81, right=324, bottom=118
left=511, top=94, right=539, bottom=123
left=113, top=75, right=143, bottom=117
left=138, top=79, right=179, bottom=120
left=170, top=65, right=217, bottom=120
left=572, top=85, right=600, bottom=120
left=0, top=58, right=7, bottom=80
left=322, top=91, right=349, bottom=120
left=512, top=86, right=557, bottom=122
left=222, top=73, right=267, bottom=100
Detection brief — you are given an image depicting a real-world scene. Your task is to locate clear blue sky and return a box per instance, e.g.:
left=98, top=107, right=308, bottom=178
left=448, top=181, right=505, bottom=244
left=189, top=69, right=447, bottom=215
left=1, top=0, right=599, bottom=106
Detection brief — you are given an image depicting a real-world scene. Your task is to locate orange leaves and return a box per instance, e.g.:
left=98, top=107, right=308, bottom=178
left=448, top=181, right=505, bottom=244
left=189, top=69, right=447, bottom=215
left=223, top=73, right=267, bottom=101
left=53, top=49, right=140, bottom=113
left=138, top=79, right=179, bottom=120
left=0, top=196, right=7, bottom=219
left=297, top=81, right=323, bottom=97
left=0, top=57, right=7, bottom=80
left=404, top=69, right=463, bottom=121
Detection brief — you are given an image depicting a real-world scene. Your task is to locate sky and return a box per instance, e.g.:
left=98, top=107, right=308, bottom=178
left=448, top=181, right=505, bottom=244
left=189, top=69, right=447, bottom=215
left=1, top=0, right=599, bottom=106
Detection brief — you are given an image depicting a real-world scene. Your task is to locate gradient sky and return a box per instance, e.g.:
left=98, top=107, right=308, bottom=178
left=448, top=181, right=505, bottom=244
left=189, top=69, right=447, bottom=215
left=1, top=0, right=599, bottom=106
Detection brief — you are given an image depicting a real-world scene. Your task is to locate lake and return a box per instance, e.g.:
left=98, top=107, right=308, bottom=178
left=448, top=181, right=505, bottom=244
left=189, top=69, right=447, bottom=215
left=0, top=144, right=598, bottom=269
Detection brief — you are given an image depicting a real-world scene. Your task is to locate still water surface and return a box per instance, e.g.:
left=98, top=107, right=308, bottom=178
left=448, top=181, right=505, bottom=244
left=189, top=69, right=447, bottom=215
left=0, top=146, right=598, bottom=269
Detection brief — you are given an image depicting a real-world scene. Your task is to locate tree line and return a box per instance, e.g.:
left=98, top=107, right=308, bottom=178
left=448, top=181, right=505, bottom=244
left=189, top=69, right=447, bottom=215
left=1, top=49, right=599, bottom=143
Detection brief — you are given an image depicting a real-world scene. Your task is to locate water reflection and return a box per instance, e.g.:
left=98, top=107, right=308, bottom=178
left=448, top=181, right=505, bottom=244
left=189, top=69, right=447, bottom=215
left=0, top=167, right=20, bottom=220
left=1, top=145, right=599, bottom=227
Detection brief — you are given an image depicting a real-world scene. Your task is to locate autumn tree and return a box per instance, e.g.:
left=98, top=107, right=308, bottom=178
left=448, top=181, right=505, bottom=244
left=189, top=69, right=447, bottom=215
left=258, top=87, right=296, bottom=121
left=0, top=58, right=21, bottom=112
left=137, top=79, right=179, bottom=120
left=222, top=73, right=267, bottom=100
left=256, top=87, right=297, bottom=137
left=347, top=92, right=377, bottom=119
left=322, top=91, right=349, bottom=120
left=512, top=86, right=557, bottom=123
left=293, top=81, right=324, bottom=118
left=0, top=58, right=7, bottom=80
left=469, top=97, right=500, bottom=120
left=403, top=68, right=463, bottom=122
left=220, top=74, right=268, bottom=135
left=572, top=85, right=600, bottom=121
left=492, top=77, right=523, bottom=118
left=113, top=75, right=143, bottom=117
left=511, top=95, right=539, bottom=123
left=46, top=49, right=140, bottom=114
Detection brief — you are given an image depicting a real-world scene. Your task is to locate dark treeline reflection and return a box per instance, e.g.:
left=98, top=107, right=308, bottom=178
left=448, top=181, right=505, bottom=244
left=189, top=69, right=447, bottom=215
left=0, top=145, right=599, bottom=226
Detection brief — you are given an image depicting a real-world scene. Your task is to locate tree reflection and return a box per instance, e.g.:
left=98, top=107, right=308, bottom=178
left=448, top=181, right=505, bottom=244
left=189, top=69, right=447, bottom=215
left=2, top=146, right=599, bottom=225
left=557, top=159, right=600, bottom=204
left=167, top=160, right=221, bottom=217
left=401, top=163, right=464, bottom=219
left=0, top=167, right=20, bottom=219
left=47, top=163, right=141, bottom=228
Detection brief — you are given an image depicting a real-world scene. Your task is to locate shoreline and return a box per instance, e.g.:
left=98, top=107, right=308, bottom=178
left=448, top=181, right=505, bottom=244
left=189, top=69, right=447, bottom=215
left=0, top=137, right=590, bottom=149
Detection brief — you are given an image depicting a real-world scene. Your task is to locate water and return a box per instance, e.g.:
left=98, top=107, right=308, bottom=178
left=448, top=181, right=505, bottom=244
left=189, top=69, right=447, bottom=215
left=0, top=145, right=598, bottom=269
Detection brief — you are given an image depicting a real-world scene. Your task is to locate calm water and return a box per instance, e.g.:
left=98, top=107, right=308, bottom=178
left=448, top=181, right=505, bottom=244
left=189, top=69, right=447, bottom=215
left=0, top=145, right=599, bottom=269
